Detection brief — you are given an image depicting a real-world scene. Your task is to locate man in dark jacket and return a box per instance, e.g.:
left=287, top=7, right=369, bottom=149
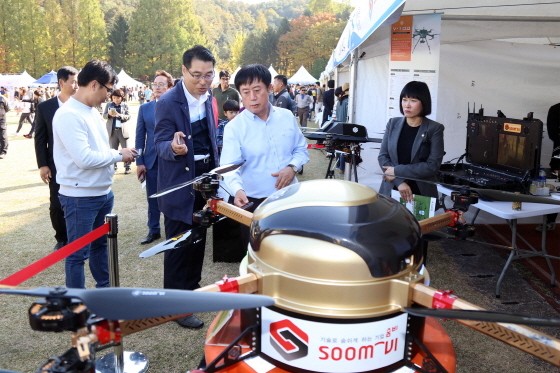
left=0, top=93, right=9, bottom=158
left=154, top=45, right=219, bottom=329
left=322, top=79, right=335, bottom=124
left=33, top=66, right=78, bottom=251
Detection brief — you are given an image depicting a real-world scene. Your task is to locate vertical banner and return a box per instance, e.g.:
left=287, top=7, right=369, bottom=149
left=387, top=14, right=441, bottom=121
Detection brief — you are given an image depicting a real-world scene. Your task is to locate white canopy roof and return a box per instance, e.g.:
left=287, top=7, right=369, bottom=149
left=268, top=65, right=279, bottom=78
left=229, top=66, right=241, bottom=85
left=0, top=70, right=36, bottom=87
left=288, top=66, right=317, bottom=84
left=115, top=69, right=145, bottom=88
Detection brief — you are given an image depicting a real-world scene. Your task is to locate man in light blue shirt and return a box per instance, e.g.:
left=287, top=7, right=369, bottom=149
left=220, top=64, right=309, bottom=246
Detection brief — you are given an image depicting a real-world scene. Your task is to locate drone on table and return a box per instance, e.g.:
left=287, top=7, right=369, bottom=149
left=3, top=162, right=560, bottom=373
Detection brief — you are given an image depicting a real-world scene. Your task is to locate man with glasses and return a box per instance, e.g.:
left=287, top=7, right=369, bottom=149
left=135, top=70, right=174, bottom=245
left=154, top=45, right=219, bottom=329
left=212, top=70, right=240, bottom=121
left=53, top=60, right=137, bottom=289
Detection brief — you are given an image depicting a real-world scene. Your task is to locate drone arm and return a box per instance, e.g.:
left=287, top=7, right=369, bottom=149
left=411, top=283, right=560, bottom=366
left=196, top=273, right=258, bottom=294
left=212, top=200, right=253, bottom=227
left=418, top=211, right=460, bottom=234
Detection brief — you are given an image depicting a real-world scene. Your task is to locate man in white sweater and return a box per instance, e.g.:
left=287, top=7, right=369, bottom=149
left=53, top=60, right=136, bottom=289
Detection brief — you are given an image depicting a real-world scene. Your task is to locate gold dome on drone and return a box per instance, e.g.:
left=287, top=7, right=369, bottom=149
left=247, top=180, right=425, bottom=319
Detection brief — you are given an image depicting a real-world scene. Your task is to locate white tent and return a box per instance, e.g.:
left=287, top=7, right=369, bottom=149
left=212, top=68, right=220, bottom=85
left=229, top=66, right=241, bottom=85
left=288, top=66, right=317, bottom=84
left=115, top=69, right=145, bottom=88
left=268, top=65, right=279, bottom=78
left=0, top=70, right=36, bottom=88
left=324, top=0, right=560, bottom=204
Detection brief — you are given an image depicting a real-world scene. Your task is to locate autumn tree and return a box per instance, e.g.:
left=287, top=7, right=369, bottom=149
left=127, top=0, right=205, bottom=78
left=230, top=33, right=247, bottom=71
left=60, top=0, right=80, bottom=67
left=77, top=0, right=108, bottom=64
left=278, top=13, right=345, bottom=76
left=44, top=0, right=72, bottom=70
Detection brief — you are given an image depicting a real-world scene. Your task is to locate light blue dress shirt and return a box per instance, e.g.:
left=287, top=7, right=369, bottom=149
left=220, top=104, right=309, bottom=198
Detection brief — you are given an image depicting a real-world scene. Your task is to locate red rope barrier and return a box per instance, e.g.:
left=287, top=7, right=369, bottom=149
left=0, top=222, right=110, bottom=286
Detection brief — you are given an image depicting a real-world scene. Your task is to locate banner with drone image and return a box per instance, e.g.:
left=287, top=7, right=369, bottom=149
left=387, top=14, right=442, bottom=121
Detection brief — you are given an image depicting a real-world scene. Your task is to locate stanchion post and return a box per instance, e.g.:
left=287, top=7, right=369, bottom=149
left=96, top=214, right=148, bottom=373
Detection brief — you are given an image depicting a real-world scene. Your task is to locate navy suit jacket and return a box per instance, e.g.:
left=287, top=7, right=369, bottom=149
left=34, top=97, right=59, bottom=169
left=154, top=81, right=219, bottom=224
left=135, top=100, right=157, bottom=170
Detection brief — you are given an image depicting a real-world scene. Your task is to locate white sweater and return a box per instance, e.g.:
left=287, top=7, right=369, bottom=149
left=53, top=97, right=121, bottom=197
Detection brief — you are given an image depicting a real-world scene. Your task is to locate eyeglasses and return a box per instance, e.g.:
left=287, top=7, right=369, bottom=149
left=151, top=82, right=168, bottom=88
left=186, top=68, right=215, bottom=81
left=97, top=81, right=114, bottom=95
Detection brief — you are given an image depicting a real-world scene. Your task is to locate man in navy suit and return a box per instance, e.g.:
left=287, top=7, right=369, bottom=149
left=33, top=66, right=79, bottom=251
left=135, top=70, right=174, bottom=245
left=154, top=45, right=219, bottom=329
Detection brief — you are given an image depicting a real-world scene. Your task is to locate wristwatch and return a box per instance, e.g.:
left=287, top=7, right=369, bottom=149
left=288, top=164, right=298, bottom=173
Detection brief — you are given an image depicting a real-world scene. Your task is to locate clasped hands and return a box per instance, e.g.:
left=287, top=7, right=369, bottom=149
left=382, top=166, right=413, bottom=203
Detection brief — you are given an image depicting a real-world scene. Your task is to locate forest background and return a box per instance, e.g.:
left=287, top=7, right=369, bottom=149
left=0, top=0, right=353, bottom=81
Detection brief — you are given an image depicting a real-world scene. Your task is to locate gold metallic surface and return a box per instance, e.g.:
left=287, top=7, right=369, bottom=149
left=248, top=235, right=423, bottom=319
left=253, top=179, right=378, bottom=221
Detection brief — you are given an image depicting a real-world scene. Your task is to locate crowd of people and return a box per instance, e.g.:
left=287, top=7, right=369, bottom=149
left=0, top=44, right=447, bottom=330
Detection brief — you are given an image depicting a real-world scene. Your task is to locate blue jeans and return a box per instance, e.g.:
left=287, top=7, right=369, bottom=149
left=59, top=191, right=113, bottom=289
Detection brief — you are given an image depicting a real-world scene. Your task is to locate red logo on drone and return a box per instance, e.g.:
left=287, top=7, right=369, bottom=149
left=270, top=320, right=309, bottom=361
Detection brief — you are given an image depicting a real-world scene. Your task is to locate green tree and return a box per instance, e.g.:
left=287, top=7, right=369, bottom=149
left=44, top=0, right=72, bottom=70
left=309, top=0, right=333, bottom=14
left=254, top=11, right=268, bottom=32
left=77, top=0, right=108, bottom=65
left=230, top=32, right=247, bottom=71
left=127, top=0, right=205, bottom=78
left=60, top=0, right=80, bottom=67
left=108, top=15, right=129, bottom=71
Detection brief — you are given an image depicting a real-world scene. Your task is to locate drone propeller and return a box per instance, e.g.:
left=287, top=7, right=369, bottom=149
left=150, top=161, right=245, bottom=198
left=375, top=172, right=560, bottom=205
left=139, top=227, right=205, bottom=258
left=404, top=307, right=560, bottom=327
left=0, top=285, right=274, bottom=320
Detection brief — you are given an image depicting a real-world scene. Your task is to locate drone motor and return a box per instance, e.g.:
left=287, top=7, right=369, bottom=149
left=29, top=297, right=90, bottom=333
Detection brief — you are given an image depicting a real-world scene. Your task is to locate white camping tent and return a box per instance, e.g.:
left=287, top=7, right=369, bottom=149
left=0, top=70, right=36, bottom=88
left=115, top=69, right=145, bottom=88
left=324, top=0, right=560, bottom=204
left=268, top=65, right=279, bottom=78
left=229, top=66, right=241, bottom=85
left=288, top=66, right=317, bottom=84
left=212, top=68, right=221, bottom=85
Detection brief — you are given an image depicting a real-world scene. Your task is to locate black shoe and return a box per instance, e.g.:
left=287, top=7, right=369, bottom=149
left=175, top=315, right=204, bottom=329
left=140, top=233, right=161, bottom=245
left=124, top=168, right=131, bottom=174
left=53, top=241, right=66, bottom=251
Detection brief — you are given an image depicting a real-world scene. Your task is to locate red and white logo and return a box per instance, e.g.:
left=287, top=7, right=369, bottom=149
left=269, top=319, right=309, bottom=361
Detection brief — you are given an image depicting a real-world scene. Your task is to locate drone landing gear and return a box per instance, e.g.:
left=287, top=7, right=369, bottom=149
left=203, top=324, right=259, bottom=373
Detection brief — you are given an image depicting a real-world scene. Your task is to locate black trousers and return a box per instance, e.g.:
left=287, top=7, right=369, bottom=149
left=163, top=159, right=212, bottom=290
left=49, top=167, right=67, bottom=243
left=0, top=119, right=7, bottom=155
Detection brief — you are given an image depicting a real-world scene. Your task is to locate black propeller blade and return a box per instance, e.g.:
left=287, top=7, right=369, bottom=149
left=139, top=227, right=205, bottom=258
left=0, top=286, right=275, bottom=320
left=404, top=307, right=560, bottom=327
left=150, top=161, right=245, bottom=198
left=375, top=171, right=560, bottom=205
